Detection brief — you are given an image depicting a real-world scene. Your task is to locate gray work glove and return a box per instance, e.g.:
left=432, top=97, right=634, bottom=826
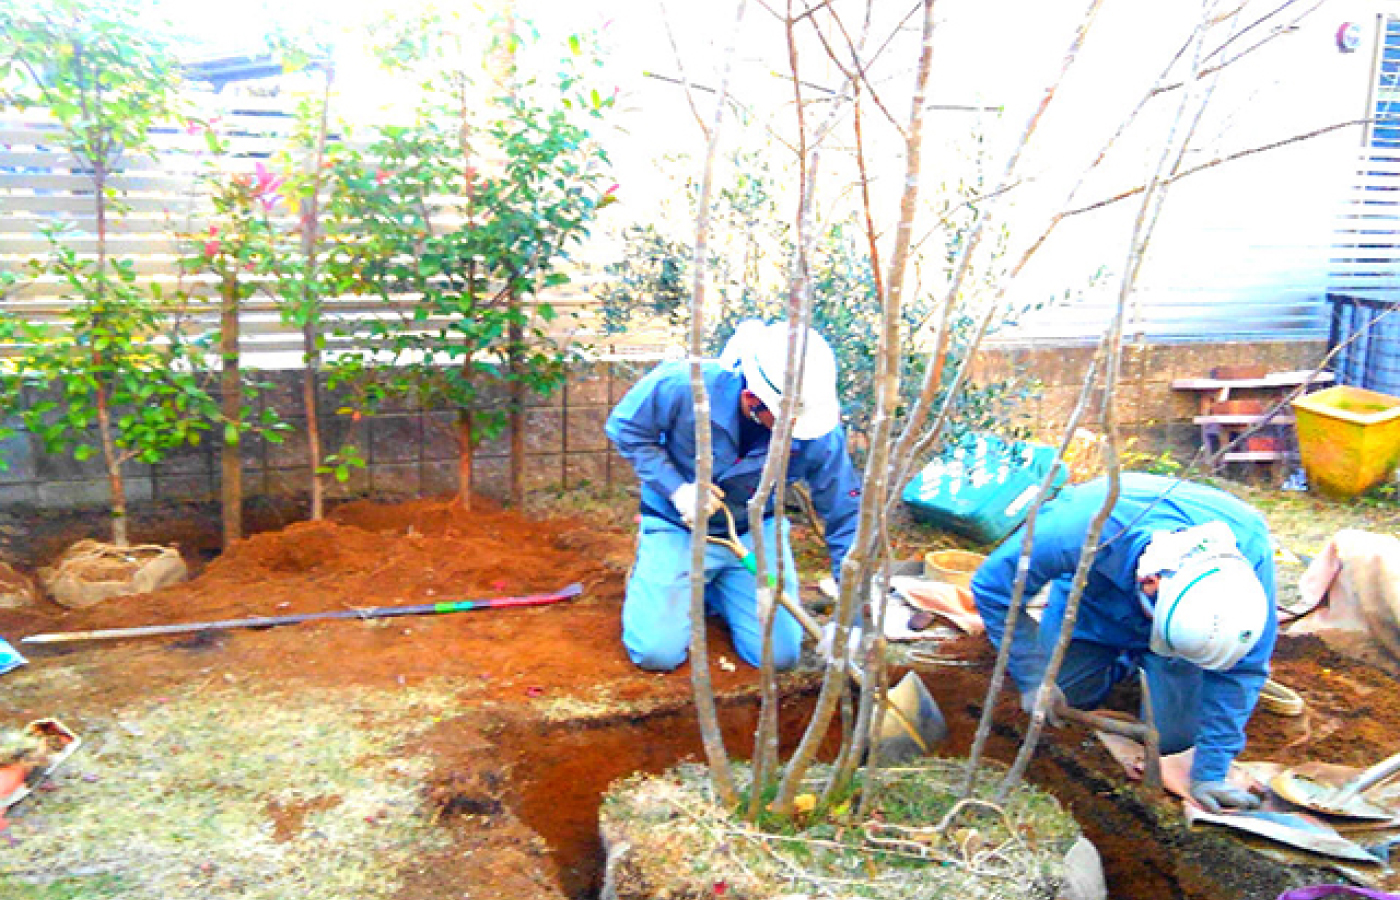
left=1190, top=779, right=1260, bottom=814
left=1020, top=682, right=1068, bottom=728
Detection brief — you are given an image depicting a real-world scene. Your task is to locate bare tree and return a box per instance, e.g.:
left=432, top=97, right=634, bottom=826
left=666, top=0, right=752, bottom=808
left=651, top=0, right=1348, bottom=832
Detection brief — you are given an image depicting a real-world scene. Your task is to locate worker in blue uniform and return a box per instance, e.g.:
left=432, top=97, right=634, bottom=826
left=971, top=473, right=1276, bottom=813
left=605, top=322, right=862, bottom=672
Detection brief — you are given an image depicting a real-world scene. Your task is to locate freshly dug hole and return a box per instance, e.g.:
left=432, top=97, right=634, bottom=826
left=600, top=758, right=1091, bottom=900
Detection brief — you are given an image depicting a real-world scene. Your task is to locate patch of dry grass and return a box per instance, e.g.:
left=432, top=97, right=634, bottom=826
left=601, top=759, right=1081, bottom=900
left=0, top=680, right=463, bottom=900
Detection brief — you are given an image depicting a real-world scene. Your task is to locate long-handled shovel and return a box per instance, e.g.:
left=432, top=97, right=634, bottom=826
left=21, top=583, right=584, bottom=646
left=707, top=505, right=947, bottom=763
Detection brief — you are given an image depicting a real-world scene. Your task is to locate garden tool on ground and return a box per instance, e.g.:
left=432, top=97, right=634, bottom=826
left=1271, top=750, right=1400, bottom=821
left=708, top=504, right=947, bottom=764
left=1051, top=669, right=1163, bottom=795
left=21, top=584, right=584, bottom=646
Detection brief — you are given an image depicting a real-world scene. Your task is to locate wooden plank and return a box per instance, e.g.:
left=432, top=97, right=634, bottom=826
left=0, top=173, right=199, bottom=193
left=1193, top=414, right=1296, bottom=425
left=0, top=195, right=215, bottom=215
left=0, top=150, right=286, bottom=176
left=1171, top=371, right=1336, bottom=391
left=1218, top=450, right=1296, bottom=462
left=0, top=236, right=183, bottom=255
left=0, top=216, right=297, bottom=236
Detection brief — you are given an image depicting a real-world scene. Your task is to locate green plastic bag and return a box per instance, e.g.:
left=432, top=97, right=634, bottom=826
left=901, top=433, right=1067, bottom=545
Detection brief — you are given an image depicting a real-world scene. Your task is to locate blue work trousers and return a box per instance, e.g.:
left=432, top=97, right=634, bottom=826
left=623, top=515, right=803, bottom=671
left=1054, top=639, right=1200, bottom=755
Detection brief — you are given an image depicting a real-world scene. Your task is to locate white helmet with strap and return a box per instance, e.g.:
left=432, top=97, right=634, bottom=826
left=1140, top=522, right=1268, bottom=671
left=735, top=322, right=841, bottom=440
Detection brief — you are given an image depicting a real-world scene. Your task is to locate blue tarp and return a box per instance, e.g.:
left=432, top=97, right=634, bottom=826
left=0, top=637, right=26, bottom=675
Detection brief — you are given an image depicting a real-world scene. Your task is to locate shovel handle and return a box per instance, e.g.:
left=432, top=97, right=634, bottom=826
left=1059, top=707, right=1151, bottom=742
left=1333, top=750, right=1400, bottom=804
left=735, top=555, right=933, bottom=756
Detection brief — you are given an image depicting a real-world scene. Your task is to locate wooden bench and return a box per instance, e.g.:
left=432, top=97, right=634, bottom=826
left=1171, top=369, right=1334, bottom=464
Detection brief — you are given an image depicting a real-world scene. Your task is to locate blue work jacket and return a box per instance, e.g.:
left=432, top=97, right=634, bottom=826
left=971, top=472, right=1277, bottom=783
left=605, top=360, right=861, bottom=579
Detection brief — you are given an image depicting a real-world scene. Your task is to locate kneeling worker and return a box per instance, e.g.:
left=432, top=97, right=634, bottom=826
left=605, top=322, right=861, bottom=672
left=970, top=472, right=1276, bottom=813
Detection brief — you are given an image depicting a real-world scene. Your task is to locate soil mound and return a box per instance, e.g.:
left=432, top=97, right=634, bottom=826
left=88, top=499, right=623, bottom=625
left=3, top=498, right=674, bottom=699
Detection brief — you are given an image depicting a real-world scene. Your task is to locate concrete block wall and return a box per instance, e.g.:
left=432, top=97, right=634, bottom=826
left=0, top=341, right=1330, bottom=509
left=0, top=361, right=651, bottom=509
left=968, top=339, right=1330, bottom=461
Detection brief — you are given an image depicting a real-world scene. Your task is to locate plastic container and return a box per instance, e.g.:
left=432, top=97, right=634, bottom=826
left=922, top=549, right=986, bottom=587
left=901, top=433, right=1068, bottom=544
left=1292, top=385, right=1400, bottom=497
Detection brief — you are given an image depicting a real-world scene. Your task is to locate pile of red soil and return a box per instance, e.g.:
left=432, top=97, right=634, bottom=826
left=0, top=498, right=777, bottom=708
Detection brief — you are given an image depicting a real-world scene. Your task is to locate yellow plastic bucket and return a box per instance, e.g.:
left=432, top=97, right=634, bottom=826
left=922, top=549, right=987, bottom=588
left=1292, top=385, right=1400, bottom=497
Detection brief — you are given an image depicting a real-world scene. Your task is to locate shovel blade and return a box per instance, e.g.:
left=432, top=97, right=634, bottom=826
left=1270, top=771, right=1397, bottom=822
left=874, top=672, right=949, bottom=765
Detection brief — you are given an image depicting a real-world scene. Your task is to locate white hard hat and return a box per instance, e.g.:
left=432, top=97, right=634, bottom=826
left=719, top=319, right=767, bottom=371
left=1149, top=549, right=1268, bottom=671
left=740, top=323, right=840, bottom=440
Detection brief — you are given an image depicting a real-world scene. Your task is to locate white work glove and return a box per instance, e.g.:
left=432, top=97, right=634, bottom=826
left=1190, top=779, right=1261, bottom=814
left=1020, top=682, right=1069, bottom=728
left=669, top=482, right=724, bottom=528
left=817, top=622, right=864, bottom=673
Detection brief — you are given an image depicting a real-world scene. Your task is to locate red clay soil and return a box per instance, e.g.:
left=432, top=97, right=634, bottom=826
left=0, top=498, right=825, bottom=900
left=1, top=498, right=1399, bottom=900
left=3, top=498, right=720, bottom=701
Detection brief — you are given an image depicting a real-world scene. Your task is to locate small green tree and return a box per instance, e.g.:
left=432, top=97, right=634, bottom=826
left=178, top=154, right=293, bottom=546
left=0, top=0, right=220, bottom=546
left=322, top=19, right=611, bottom=508
left=17, top=240, right=220, bottom=546
left=273, top=46, right=356, bottom=520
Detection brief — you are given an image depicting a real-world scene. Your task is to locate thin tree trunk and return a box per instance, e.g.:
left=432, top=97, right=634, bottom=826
left=774, top=0, right=937, bottom=814
left=490, top=7, right=525, bottom=509
left=302, top=66, right=334, bottom=520
left=678, top=0, right=749, bottom=810
left=962, top=344, right=1104, bottom=795
left=996, top=1, right=1219, bottom=801
left=746, top=1, right=817, bottom=819
left=509, top=306, right=525, bottom=507
left=221, top=272, right=243, bottom=546
left=96, top=388, right=128, bottom=547
left=303, top=323, right=323, bottom=519
left=456, top=407, right=474, bottom=509
left=89, top=59, right=126, bottom=547
left=881, top=0, right=1107, bottom=508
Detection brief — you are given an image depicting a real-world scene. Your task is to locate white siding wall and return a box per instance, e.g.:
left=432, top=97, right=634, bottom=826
left=578, top=0, right=1389, bottom=346
left=989, top=0, right=1382, bottom=343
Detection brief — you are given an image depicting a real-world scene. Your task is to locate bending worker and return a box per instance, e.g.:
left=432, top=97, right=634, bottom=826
left=605, top=322, right=861, bottom=672
left=971, top=472, right=1276, bottom=813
